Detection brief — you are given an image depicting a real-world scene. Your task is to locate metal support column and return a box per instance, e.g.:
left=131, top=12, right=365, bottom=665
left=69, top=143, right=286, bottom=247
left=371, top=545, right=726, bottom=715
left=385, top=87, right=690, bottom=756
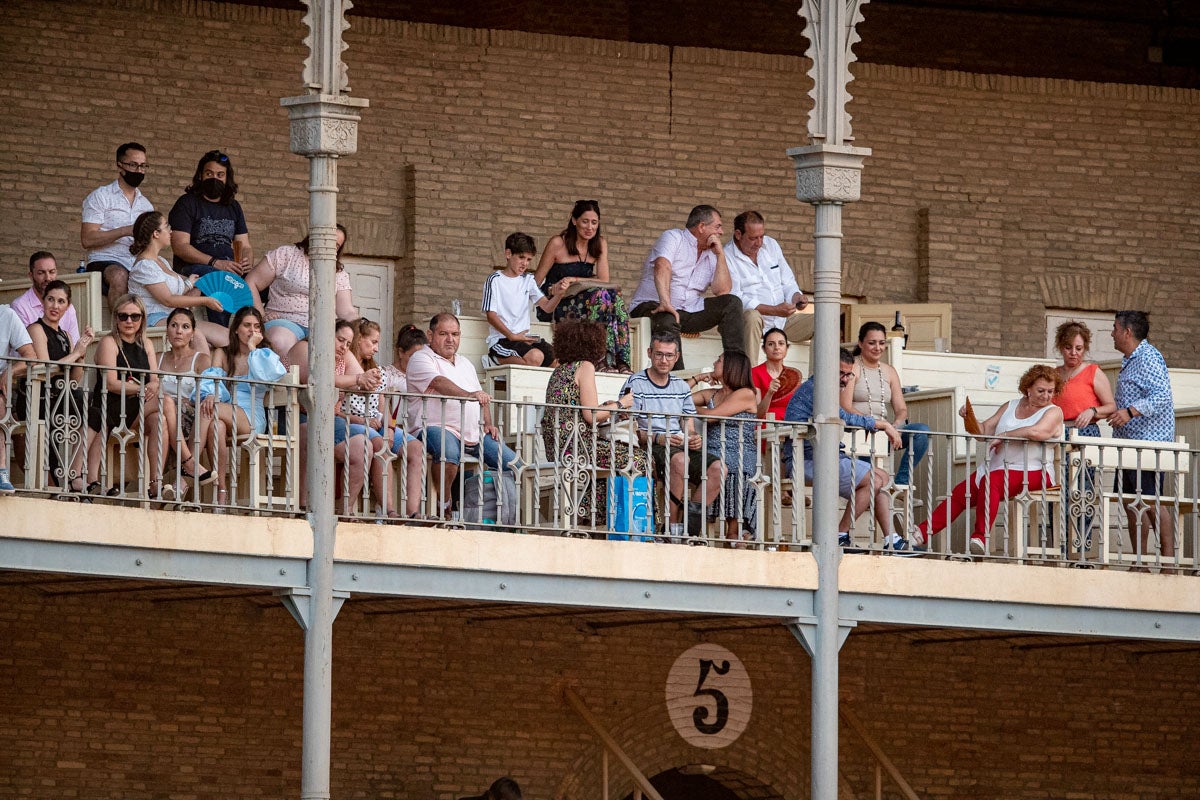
left=791, top=2, right=871, bottom=799
left=282, top=2, right=368, bottom=799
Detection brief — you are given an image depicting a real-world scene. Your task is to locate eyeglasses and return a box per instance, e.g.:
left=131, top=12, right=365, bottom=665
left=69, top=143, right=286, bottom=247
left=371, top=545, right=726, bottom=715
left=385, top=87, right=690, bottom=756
left=651, top=351, right=678, bottom=360
left=116, top=312, right=143, bottom=322
left=118, top=160, right=149, bottom=172
left=202, top=150, right=230, bottom=164
left=839, top=370, right=854, bottom=380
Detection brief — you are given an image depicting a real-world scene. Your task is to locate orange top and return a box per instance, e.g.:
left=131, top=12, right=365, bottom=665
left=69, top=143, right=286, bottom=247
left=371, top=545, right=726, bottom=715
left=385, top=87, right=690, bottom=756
left=1054, top=362, right=1100, bottom=422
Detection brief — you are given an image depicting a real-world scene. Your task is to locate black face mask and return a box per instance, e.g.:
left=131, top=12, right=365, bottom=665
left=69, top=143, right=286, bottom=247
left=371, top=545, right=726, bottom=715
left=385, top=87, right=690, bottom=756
left=123, top=170, right=146, bottom=188
left=200, top=178, right=225, bottom=198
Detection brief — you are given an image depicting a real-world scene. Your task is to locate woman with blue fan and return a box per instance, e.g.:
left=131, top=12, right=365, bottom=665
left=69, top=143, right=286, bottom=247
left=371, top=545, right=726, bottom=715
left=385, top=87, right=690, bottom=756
left=127, top=211, right=229, bottom=352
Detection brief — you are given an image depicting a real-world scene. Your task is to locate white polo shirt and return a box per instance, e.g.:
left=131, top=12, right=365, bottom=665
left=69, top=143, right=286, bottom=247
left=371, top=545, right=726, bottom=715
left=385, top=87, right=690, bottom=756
left=82, top=180, right=154, bottom=268
left=725, top=235, right=802, bottom=331
left=630, top=228, right=717, bottom=313
left=405, top=345, right=483, bottom=444
left=0, top=305, right=34, bottom=375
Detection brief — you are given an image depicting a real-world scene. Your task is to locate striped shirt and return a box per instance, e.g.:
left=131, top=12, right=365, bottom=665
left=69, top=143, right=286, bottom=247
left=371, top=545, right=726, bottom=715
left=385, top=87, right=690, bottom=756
left=621, top=369, right=696, bottom=436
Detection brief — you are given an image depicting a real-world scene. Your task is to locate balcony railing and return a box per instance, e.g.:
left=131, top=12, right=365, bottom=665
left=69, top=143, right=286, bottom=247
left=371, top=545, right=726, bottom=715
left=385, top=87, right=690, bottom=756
left=1, top=357, right=1196, bottom=573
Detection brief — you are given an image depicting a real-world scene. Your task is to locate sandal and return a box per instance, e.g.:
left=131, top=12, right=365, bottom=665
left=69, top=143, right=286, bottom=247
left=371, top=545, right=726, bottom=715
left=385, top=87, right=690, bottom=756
left=181, top=455, right=216, bottom=486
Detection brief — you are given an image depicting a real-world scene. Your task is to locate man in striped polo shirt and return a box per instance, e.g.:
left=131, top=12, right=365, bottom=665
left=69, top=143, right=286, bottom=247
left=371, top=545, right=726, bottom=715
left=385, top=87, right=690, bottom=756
left=620, top=331, right=724, bottom=539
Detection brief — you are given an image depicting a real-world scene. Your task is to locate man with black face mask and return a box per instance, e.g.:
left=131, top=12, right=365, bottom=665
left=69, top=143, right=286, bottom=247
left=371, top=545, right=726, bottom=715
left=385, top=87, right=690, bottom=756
left=168, top=150, right=254, bottom=326
left=80, top=142, right=155, bottom=311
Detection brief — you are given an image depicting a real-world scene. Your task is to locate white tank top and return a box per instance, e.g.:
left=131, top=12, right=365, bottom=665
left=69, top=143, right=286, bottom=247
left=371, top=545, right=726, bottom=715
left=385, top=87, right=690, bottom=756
left=983, top=398, right=1059, bottom=475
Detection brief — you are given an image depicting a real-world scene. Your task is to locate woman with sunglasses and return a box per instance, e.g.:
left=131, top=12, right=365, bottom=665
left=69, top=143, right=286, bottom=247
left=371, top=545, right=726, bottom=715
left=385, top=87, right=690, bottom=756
left=128, top=211, right=229, bottom=352
left=534, top=200, right=632, bottom=372
left=85, top=295, right=199, bottom=499
left=26, top=280, right=94, bottom=492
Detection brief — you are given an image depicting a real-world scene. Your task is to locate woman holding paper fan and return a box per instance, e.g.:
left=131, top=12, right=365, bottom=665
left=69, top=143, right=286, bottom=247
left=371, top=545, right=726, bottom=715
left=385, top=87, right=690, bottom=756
left=911, top=364, right=1064, bottom=556
left=541, top=320, right=647, bottom=526
left=245, top=224, right=358, bottom=359
left=127, top=211, right=229, bottom=351
left=534, top=200, right=631, bottom=372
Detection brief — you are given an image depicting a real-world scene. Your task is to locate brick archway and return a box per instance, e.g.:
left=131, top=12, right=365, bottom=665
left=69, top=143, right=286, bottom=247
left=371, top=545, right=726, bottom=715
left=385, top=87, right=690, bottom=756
left=552, top=699, right=858, bottom=800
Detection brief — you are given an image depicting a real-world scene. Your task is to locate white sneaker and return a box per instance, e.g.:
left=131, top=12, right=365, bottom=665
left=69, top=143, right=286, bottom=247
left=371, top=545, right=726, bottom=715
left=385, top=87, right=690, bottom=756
left=969, top=537, right=987, bottom=556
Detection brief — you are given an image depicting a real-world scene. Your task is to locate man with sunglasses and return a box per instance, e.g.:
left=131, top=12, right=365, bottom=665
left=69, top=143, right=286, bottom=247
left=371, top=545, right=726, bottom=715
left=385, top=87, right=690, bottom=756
left=168, top=150, right=254, bottom=327
left=80, top=142, right=154, bottom=311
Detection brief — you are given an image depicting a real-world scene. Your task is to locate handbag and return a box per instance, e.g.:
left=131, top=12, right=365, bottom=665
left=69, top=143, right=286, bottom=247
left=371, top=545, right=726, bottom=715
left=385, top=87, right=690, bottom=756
left=607, top=474, right=654, bottom=541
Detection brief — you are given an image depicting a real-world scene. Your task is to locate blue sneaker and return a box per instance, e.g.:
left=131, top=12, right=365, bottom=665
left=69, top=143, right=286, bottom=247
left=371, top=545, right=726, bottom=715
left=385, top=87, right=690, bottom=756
left=837, top=532, right=853, bottom=547
left=883, top=532, right=921, bottom=557
left=0, top=469, right=14, bottom=495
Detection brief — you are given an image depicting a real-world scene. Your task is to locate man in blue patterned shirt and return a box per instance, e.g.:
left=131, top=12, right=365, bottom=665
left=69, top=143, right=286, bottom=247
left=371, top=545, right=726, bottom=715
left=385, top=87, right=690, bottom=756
left=1110, top=310, right=1175, bottom=562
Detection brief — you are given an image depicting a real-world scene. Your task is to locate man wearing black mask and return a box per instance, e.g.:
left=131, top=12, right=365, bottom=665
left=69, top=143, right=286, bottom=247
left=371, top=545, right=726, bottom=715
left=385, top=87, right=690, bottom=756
left=168, top=150, right=254, bottom=326
left=80, top=142, right=155, bottom=310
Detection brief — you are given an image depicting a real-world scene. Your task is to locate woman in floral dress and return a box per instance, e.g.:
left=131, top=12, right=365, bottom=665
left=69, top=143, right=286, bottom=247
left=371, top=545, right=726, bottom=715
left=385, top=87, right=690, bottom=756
left=541, top=321, right=647, bottom=525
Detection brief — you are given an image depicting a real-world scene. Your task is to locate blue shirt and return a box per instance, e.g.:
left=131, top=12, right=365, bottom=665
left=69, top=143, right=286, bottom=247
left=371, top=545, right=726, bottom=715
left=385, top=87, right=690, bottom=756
left=1113, top=339, right=1174, bottom=442
left=783, top=376, right=876, bottom=473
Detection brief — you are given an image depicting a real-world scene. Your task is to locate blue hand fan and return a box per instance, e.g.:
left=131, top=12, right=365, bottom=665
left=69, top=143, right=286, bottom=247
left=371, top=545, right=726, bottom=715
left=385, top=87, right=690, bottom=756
left=194, top=271, right=255, bottom=314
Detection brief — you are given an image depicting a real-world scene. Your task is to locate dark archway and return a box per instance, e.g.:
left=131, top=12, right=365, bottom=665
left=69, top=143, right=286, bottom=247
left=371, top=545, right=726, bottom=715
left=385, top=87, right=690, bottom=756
left=621, top=766, right=785, bottom=800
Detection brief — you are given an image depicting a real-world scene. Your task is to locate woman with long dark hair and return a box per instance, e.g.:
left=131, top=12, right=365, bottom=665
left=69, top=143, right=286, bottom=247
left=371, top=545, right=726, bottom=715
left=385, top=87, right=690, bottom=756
left=534, top=200, right=631, bottom=372
left=692, top=350, right=760, bottom=546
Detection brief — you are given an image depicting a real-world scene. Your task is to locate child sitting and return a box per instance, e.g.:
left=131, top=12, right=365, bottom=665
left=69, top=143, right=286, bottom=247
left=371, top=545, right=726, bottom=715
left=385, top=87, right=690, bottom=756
left=481, top=232, right=562, bottom=366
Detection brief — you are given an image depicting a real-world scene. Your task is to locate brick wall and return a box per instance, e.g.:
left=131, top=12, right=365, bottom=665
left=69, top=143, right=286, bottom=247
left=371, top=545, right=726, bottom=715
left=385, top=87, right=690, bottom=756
left=0, top=0, right=1197, bottom=365
left=1, top=585, right=1198, bottom=799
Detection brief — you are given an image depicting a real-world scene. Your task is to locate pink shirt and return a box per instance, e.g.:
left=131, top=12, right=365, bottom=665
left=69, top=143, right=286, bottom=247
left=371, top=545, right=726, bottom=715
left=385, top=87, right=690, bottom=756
left=262, top=245, right=352, bottom=327
left=405, top=345, right=483, bottom=444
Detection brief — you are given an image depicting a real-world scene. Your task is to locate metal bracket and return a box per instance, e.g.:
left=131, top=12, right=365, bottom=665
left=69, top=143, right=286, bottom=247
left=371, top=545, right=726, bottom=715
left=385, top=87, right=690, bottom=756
left=276, top=588, right=350, bottom=631
left=787, top=616, right=857, bottom=658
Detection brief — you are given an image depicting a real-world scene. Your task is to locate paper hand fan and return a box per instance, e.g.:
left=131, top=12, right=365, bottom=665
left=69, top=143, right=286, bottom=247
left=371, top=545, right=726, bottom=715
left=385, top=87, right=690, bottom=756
left=194, top=271, right=255, bottom=314
left=963, top=396, right=982, bottom=435
left=776, top=367, right=801, bottom=397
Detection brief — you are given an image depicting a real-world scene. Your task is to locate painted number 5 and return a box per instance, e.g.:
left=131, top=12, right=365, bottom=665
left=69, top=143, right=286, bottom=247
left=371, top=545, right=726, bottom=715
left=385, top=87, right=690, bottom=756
left=692, top=658, right=731, bottom=734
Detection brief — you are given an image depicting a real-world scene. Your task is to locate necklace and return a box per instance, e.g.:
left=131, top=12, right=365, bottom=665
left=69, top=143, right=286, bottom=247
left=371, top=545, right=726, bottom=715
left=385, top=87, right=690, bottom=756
left=859, top=358, right=888, bottom=418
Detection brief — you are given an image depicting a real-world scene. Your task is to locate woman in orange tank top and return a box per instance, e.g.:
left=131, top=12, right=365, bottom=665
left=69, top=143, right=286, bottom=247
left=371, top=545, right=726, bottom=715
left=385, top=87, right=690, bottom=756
left=1053, top=320, right=1115, bottom=436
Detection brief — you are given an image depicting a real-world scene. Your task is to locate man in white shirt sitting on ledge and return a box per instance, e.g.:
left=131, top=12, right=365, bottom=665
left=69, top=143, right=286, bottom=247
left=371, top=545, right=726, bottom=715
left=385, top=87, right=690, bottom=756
left=725, top=210, right=813, bottom=364
left=406, top=312, right=521, bottom=516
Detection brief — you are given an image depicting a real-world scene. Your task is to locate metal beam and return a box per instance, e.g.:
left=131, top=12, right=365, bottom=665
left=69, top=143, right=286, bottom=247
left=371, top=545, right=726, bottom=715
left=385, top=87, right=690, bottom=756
left=843, top=593, right=1200, bottom=643
left=0, top=538, right=308, bottom=590
left=334, top=562, right=815, bottom=619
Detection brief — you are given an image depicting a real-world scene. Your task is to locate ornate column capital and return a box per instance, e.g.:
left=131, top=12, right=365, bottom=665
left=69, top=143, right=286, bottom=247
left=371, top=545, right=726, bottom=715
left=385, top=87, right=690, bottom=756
left=281, top=94, right=369, bottom=157
left=786, top=144, right=872, bottom=204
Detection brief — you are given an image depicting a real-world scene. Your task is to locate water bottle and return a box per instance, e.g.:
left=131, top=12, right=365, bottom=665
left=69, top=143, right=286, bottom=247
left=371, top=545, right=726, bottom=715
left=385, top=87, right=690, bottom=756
left=451, top=298, right=462, bottom=317
left=77, top=258, right=87, bottom=274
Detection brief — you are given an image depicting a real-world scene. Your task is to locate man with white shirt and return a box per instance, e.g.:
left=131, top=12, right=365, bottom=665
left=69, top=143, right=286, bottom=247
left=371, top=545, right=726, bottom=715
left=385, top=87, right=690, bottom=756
left=10, top=252, right=80, bottom=343
left=725, top=210, right=813, bottom=363
left=80, top=142, right=155, bottom=311
left=406, top=312, right=520, bottom=515
left=0, top=304, right=36, bottom=493
left=629, top=204, right=744, bottom=369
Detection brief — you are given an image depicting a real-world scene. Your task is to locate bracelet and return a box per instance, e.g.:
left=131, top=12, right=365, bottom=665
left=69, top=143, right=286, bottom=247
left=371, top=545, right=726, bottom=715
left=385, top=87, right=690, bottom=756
left=1125, top=406, right=1134, bottom=417
left=208, top=256, right=217, bottom=267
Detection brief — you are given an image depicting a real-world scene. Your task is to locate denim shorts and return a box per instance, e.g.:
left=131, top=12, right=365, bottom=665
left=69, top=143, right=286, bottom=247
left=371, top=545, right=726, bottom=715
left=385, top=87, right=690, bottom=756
left=264, top=318, right=308, bottom=340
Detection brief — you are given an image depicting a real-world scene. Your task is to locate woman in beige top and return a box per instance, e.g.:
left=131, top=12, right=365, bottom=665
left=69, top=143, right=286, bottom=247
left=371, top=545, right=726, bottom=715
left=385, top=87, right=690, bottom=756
left=840, top=321, right=929, bottom=486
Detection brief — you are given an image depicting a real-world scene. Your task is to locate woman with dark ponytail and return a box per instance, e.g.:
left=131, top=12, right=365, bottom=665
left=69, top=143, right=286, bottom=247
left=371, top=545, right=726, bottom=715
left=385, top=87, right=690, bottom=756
left=127, top=210, right=228, bottom=351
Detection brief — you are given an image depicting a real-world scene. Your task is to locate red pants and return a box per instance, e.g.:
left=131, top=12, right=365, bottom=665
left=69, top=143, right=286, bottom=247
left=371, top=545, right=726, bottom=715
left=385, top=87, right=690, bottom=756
left=919, top=469, right=1049, bottom=539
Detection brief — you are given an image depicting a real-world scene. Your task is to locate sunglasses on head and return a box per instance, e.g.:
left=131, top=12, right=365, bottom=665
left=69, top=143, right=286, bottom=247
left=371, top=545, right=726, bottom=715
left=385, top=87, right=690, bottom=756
left=117, top=312, right=143, bottom=322
left=203, top=150, right=230, bottom=164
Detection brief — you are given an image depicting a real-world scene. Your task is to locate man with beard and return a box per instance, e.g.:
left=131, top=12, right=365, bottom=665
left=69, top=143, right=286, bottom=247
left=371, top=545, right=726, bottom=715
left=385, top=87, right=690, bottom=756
left=11, top=251, right=80, bottom=342
left=80, top=142, right=155, bottom=310
left=168, top=150, right=254, bottom=326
